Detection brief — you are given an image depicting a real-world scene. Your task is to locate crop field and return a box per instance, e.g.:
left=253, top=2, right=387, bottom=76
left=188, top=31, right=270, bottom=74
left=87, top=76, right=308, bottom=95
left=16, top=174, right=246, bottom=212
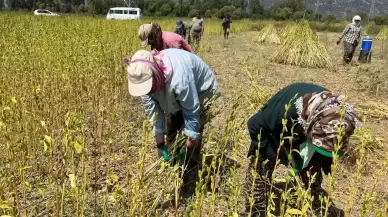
left=0, top=12, right=388, bottom=217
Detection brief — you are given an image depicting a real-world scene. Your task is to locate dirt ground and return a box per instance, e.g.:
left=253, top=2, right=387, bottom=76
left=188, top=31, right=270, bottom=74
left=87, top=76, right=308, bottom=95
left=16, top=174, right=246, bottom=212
left=194, top=31, right=388, bottom=216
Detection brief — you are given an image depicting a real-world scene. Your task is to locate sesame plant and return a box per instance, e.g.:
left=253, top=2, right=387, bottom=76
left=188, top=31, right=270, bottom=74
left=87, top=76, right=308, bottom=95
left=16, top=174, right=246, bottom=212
left=0, top=12, right=387, bottom=217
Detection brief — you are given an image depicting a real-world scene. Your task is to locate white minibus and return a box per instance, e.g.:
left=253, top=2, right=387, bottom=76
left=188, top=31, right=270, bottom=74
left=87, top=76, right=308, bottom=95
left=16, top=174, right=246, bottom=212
left=107, top=7, right=141, bottom=20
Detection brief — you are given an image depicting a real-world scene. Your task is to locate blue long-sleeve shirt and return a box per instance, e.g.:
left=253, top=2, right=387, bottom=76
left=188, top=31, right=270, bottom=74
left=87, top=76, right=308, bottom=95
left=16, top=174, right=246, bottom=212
left=141, top=48, right=219, bottom=140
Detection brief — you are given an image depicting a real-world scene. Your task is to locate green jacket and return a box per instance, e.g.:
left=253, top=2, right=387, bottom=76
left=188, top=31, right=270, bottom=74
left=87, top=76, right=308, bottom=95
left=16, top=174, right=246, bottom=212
left=247, top=83, right=327, bottom=163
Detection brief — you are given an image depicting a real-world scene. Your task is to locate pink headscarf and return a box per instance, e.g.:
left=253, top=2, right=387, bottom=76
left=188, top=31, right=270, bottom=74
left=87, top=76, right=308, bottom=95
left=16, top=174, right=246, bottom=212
left=124, top=49, right=172, bottom=94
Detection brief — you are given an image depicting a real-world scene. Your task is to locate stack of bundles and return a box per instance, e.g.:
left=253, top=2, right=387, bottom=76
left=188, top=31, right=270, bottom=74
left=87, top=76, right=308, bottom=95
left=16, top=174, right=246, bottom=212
left=272, top=20, right=332, bottom=68
left=376, top=27, right=388, bottom=40
left=253, top=23, right=281, bottom=44
left=281, top=22, right=297, bottom=38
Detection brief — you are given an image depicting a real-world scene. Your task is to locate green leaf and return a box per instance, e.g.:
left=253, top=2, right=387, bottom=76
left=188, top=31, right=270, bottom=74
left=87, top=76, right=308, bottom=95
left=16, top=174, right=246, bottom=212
left=302, top=203, right=309, bottom=213
left=20, top=165, right=31, bottom=171
left=108, top=174, right=119, bottom=184
left=73, top=141, right=82, bottom=154
left=69, top=174, right=76, bottom=188
left=24, top=181, right=32, bottom=190
left=286, top=208, right=303, bottom=215
left=44, top=135, right=54, bottom=146
left=288, top=168, right=296, bottom=177
left=38, top=188, right=45, bottom=198
left=0, top=204, right=11, bottom=210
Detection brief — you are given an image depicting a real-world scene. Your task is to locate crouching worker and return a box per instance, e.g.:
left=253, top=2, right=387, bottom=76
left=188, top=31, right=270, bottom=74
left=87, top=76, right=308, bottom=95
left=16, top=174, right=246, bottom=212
left=125, top=48, right=220, bottom=196
left=138, top=22, right=194, bottom=53
left=245, top=83, right=362, bottom=216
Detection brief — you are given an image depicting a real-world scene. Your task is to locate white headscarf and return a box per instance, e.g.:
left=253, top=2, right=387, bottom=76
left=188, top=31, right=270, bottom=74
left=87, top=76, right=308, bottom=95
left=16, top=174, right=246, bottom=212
left=352, top=15, right=361, bottom=27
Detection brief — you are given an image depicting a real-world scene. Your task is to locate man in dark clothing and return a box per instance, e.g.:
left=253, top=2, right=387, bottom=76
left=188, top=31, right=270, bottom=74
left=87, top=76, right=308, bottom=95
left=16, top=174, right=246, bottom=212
left=245, top=83, right=362, bottom=216
left=222, top=14, right=232, bottom=39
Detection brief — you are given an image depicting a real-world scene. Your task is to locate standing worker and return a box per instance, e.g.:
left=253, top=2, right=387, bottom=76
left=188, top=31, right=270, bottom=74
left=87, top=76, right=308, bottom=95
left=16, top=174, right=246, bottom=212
left=222, top=14, right=232, bottom=39
left=138, top=22, right=194, bottom=53
left=125, top=48, right=220, bottom=197
left=173, top=19, right=190, bottom=43
left=191, top=10, right=204, bottom=47
left=245, top=82, right=361, bottom=216
left=336, top=15, right=362, bottom=64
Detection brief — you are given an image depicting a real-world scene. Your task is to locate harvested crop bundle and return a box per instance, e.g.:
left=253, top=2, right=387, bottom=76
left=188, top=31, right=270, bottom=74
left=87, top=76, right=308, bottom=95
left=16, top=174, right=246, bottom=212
left=253, top=23, right=281, bottom=44
left=376, top=27, right=388, bottom=40
left=272, top=20, right=332, bottom=68
left=281, top=23, right=297, bottom=38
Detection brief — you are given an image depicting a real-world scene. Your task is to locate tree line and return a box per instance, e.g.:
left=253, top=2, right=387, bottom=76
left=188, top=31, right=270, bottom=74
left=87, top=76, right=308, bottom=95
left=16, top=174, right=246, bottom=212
left=2, top=0, right=387, bottom=22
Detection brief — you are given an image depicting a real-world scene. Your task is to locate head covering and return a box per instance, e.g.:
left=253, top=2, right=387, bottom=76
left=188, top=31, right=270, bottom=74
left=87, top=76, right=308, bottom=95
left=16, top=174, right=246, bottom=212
left=295, top=91, right=362, bottom=154
left=352, top=15, right=361, bottom=26
left=138, top=24, right=153, bottom=47
left=176, top=19, right=183, bottom=29
left=125, top=50, right=172, bottom=96
left=138, top=23, right=162, bottom=47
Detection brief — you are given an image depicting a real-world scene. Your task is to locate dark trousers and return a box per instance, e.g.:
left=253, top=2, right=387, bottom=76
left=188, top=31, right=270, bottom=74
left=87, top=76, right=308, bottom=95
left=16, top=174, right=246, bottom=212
left=223, top=27, right=230, bottom=38
left=245, top=156, right=323, bottom=216
left=166, top=111, right=205, bottom=197
left=343, top=41, right=357, bottom=64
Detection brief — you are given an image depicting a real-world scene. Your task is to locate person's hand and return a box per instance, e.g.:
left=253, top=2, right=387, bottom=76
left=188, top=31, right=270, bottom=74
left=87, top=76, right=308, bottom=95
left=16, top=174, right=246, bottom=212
left=336, top=39, right=341, bottom=45
left=354, top=41, right=359, bottom=47
left=155, top=134, right=165, bottom=144
left=157, top=143, right=169, bottom=161
left=175, top=145, right=186, bottom=162
left=186, top=137, right=196, bottom=148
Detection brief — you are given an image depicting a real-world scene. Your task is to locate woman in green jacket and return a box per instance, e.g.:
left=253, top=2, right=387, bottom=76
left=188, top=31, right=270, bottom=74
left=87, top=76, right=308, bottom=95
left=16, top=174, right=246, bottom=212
left=245, top=82, right=361, bottom=216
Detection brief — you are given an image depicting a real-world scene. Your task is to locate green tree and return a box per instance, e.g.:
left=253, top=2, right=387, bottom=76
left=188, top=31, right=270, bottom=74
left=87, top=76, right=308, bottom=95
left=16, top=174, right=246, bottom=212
left=375, top=16, right=388, bottom=25
left=274, top=7, right=293, bottom=20
left=292, top=10, right=305, bottom=20
left=250, top=0, right=264, bottom=17
left=232, top=7, right=244, bottom=19
left=218, top=5, right=236, bottom=18
left=159, top=3, right=171, bottom=16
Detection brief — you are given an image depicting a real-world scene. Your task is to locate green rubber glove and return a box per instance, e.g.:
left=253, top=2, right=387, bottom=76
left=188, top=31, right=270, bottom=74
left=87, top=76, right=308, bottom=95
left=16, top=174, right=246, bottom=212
left=175, top=146, right=186, bottom=162
left=157, top=144, right=169, bottom=161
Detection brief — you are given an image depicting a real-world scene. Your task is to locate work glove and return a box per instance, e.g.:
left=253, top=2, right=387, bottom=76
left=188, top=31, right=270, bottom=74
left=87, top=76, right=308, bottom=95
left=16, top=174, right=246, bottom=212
left=157, top=143, right=169, bottom=161
left=353, top=41, right=359, bottom=47
left=336, top=39, right=341, bottom=45
left=175, top=145, right=187, bottom=162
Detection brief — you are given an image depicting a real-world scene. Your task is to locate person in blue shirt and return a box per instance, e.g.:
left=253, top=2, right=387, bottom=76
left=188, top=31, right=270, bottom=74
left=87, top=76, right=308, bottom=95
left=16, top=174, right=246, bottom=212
left=125, top=48, right=220, bottom=196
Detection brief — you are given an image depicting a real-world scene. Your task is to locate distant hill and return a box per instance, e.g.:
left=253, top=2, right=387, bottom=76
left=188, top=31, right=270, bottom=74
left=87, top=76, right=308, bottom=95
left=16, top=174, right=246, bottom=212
left=261, top=0, right=388, bottom=18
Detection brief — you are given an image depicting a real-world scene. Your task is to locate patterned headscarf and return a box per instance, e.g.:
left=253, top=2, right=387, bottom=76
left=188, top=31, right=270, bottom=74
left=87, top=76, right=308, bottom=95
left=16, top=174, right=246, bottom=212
left=295, top=91, right=362, bottom=152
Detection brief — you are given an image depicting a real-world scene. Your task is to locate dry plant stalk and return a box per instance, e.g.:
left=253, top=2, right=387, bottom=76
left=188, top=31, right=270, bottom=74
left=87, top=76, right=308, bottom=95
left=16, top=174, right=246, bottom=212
left=376, top=27, right=388, bottom=40
left=272, top=20, right=332, bottom=68
left=357, top=101, right=388, bottom=119
left=281, top=23, right=298, bottom=38
left=253, top=23, right=282, bottom=44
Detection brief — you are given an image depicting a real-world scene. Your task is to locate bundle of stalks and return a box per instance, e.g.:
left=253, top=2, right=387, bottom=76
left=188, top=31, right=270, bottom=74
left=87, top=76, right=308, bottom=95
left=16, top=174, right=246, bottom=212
left=281, top=23, right=297, bottom=38
left=272, top=20, right=332, bottom=68
left=376, top=27, right=388, bottom=40
left=253, top=23, right=281, bottom=44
